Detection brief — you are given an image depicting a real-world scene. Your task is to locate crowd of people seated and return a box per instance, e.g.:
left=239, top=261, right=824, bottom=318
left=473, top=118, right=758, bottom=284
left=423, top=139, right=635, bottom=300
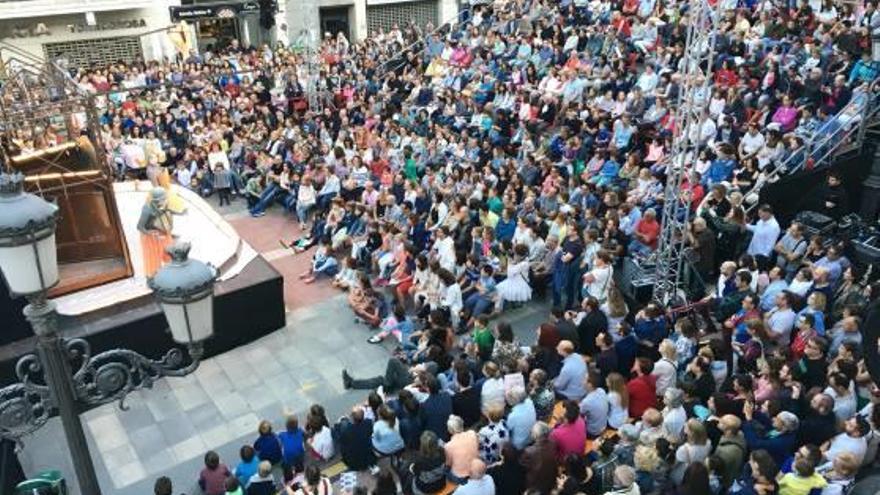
left=24, top=0, right=880, bottom=492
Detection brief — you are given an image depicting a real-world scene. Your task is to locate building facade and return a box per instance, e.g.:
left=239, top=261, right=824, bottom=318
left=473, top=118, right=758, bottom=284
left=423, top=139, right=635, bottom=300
left=281, top=0, right=458, bottom=45
left=0, top=0, right=181, bottom=67
left=0, top=0, right=459, bottom=67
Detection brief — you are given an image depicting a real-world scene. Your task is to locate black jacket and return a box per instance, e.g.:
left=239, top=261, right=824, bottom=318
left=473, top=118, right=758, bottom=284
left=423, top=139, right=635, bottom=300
left=338, top=418, right=376, bottom=470
left=420, top=392, right=453, bottom=441
left=453, top=387, right=482, bottom=428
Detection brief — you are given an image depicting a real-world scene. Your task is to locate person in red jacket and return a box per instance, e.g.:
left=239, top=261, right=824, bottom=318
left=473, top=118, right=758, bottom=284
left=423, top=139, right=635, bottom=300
left=626, top=358, right=657, bottom=419
left=629, top=208, right=661, bottom=256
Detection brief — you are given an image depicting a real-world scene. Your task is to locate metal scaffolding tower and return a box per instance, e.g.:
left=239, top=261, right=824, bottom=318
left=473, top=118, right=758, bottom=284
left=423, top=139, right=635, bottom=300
left=293, top=28, right=323, bottom=113
left=651, top=0, right=721, bottom=305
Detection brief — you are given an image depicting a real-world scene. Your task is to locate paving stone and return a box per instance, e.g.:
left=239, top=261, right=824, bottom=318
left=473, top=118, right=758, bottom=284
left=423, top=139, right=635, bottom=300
left=126, top=424, right=167, bottom=459
left=157, top=414, right=198, bottom=447
left=212, top=390, right=250, bottom=421
left=110, top=460, right=147, bottom=489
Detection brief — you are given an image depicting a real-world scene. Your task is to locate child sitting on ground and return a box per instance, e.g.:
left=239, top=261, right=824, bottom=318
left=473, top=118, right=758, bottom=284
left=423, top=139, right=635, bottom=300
left=332, top=257, right=359, bottom=290
left=299, top=240, right=337, bottom=284
left=367, top=305, right=417, bottom=352
left=348, top=272, right=384, bottom=327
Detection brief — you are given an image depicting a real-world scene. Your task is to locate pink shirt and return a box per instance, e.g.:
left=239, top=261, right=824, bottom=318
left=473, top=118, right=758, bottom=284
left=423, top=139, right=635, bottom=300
left=550, top=417, right=587, bottom=459
left=445, top=431, right=479, bottom=478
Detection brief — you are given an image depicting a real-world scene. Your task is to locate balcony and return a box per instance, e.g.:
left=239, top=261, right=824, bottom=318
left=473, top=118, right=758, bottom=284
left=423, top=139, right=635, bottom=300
left=0, top=0, right=166, bottom=20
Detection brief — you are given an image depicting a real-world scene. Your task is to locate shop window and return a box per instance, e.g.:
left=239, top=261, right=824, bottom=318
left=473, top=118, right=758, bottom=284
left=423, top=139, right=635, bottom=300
left=43, top=36, right=142, bottom=68
left=366, top=0, right=438, bottom=35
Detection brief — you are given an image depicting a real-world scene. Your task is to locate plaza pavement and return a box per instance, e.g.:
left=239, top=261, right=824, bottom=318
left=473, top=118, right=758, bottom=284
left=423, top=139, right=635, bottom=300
left=16, top=198, right=552, bottom=494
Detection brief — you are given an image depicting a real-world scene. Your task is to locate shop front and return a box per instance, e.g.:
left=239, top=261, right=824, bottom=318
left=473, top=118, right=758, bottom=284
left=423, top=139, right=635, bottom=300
left=0, top=7, right=177, bottom=67
left=169, top=1, right=264, bottom=52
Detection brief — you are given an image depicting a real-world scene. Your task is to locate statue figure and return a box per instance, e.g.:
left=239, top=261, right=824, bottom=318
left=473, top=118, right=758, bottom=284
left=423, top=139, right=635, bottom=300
left=138, top=187, right=174, bottom=276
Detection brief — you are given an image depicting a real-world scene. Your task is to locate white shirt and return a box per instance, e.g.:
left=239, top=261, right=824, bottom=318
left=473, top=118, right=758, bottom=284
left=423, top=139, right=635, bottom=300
left=442, top=283, right=463, bottom=315
left=481, top=377, right=506, bottom=414
left=825, top=432, right=867, bottom=465
left=454, top=475, right=496, bottom=495
left=652, top=358, right=678, bottom=396
left=824, top=386, right=858, bottom=422
left=607, top=391, right=628, bottom=429
left=585, top=265, right=613, bottom=301
left=746, top=216, right=781, bottom=257
left=309, top=426, right=335, bottom=460
left=663, top=406, right=688, bottom=443
left=740, top=131, right=766, bottom=155
left=434, top=237, right=456, bottom=272
left=675, top=441, right=712, bottom=465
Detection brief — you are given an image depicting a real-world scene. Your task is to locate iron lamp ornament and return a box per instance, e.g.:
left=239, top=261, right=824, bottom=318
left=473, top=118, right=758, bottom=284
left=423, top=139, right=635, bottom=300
left=0, top=171, right=217, bottom=454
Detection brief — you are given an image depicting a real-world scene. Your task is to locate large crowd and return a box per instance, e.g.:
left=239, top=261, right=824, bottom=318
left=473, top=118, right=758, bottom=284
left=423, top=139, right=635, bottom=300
left=11, top=0, right=880, bottom=492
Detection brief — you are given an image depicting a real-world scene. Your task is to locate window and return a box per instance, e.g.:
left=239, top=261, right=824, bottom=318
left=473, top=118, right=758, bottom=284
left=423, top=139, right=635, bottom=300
left=366, top=0, right=438, bottom=35
left=43, top=36, right=143, bottom=68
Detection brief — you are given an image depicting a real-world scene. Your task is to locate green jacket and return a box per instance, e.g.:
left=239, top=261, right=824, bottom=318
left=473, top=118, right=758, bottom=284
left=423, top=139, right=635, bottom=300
left=472, top=327, right=495, bottom=358
left=715, top=433, right=747, bottom=489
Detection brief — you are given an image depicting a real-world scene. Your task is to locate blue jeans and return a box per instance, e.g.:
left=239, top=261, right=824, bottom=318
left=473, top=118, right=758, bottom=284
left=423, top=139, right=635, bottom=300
left=296, top=202, right=314, bottom=224
left=250, top=183, right=279, bottom=215
left=313, top=257, right=338, bottom=278
left=464, top=292, right=493, bottom=318
left=629, top=239, right=654, bottom=257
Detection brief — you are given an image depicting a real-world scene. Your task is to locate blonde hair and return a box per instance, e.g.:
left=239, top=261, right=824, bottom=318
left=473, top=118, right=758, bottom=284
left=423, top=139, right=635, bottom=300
left=659, top=339, right=677, bottom=360
left=833, top=452, right=860, bottom=477
left=642, top=408, right=662, bottom=427
left=486, top=405, right=505, bottom=423
left=634, top=445, right=661, bottom=472
left=808, top=291, right=827, bottom=311
left=698, top=346, right=714, bottom=361
left=606, top=372, right=629, bottom=409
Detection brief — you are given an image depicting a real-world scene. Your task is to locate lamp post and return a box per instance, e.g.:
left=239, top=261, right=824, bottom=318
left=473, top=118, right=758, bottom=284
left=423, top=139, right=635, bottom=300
left=0, top=171, right=216, bottom=495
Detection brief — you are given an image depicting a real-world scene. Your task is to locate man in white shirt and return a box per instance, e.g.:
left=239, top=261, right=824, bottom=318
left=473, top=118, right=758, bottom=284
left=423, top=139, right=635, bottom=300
left=746, top=205, right=781, bottom=266
left=765, top=292, right=797, bottom=346
left=433, top=227, right=456, bottom=272
left=738, top=123, right=766, bottom=160
left=823, top=416, right=871, bottom=467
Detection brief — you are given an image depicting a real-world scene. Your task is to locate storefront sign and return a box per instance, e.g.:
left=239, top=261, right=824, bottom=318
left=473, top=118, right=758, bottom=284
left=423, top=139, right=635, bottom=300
left=3, top=19, right=148, bottom=39
left=67, top=19, right=147, bottom=33
left=6, top=23, right=51, bottom=39
left=170, top=1, right=260, bottom=21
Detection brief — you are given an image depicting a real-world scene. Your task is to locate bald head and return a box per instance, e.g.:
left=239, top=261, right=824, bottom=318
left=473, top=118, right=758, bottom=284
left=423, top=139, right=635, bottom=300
left=719, top=414, right=741, bottom=434
left=556, top=340, right=575, bottom=356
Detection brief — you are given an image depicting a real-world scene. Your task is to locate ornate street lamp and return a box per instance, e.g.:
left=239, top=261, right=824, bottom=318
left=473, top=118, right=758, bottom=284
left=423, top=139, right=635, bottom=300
left=0, top=172, right=59, bottom=296
left=0, top=171, right=215, bottom=495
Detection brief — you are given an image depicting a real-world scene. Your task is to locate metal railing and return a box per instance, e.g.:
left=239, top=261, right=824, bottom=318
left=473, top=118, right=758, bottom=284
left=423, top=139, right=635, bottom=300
left=372, top=8, right=474, bottom=79
left=743, top=82, right=880, bottom=212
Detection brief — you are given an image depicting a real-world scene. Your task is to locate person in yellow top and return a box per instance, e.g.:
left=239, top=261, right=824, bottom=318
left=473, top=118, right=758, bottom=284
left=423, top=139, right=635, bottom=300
left=778, top=457, right=827, bottom=495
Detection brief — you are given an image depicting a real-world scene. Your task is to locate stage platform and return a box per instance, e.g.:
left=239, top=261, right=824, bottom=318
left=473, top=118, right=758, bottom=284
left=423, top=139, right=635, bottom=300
left=0, top=182, right=286, bottom=386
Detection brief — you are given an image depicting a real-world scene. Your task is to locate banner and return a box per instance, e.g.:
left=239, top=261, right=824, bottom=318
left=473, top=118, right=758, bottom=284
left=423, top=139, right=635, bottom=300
left=169, top=1, right=260, bottom=21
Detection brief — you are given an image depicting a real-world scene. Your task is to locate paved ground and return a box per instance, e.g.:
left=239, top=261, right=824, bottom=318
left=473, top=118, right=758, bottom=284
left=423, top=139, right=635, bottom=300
left=16, top=196, right=552, bottom=495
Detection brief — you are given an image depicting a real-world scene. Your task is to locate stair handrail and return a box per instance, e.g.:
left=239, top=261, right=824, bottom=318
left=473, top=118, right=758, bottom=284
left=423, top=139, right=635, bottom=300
left=742, top=81, right=880, bottom=212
